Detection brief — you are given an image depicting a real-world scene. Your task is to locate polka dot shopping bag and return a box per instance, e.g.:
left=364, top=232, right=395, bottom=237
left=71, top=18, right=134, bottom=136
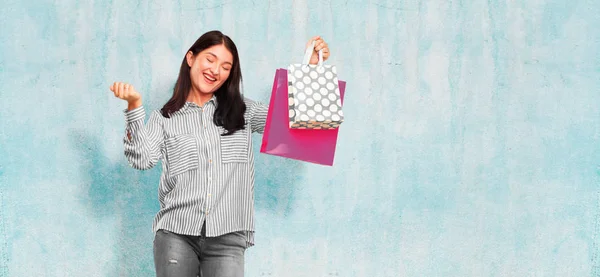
left=287, top=41, right=344, bottom=129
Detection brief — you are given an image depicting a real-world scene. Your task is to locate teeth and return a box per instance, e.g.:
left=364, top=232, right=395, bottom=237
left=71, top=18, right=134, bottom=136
left=204, top=74, right=216, bottom=81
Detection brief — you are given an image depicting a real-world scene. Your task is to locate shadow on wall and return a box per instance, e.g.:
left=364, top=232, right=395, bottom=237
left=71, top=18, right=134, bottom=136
left=68, top=129, right=306, bottom=273
left=69, top=129, right=160, bottom=275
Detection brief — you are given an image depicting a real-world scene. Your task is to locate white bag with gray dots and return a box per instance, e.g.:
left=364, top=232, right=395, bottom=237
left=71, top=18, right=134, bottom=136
left=287, top=41, right=344, bottom=129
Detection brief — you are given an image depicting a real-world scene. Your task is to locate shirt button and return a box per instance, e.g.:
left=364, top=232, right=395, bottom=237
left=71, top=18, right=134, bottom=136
left=209, top=159, right=212, bottom=163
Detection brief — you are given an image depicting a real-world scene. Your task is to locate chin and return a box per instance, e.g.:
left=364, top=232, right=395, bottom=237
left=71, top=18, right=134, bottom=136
left=197, top=84, right=217, bottom=95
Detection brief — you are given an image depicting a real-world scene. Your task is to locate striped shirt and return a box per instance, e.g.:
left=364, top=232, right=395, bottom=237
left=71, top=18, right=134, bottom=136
left=123, top=95, right=268, bottom=247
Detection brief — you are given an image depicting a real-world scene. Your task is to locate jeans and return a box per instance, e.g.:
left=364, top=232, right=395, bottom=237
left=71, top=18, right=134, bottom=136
left=153, top=224, right=247, bottom=277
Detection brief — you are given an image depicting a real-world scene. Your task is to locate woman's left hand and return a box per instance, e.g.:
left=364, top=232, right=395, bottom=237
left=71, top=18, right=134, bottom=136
left=306, top=36, right=330, bottom=65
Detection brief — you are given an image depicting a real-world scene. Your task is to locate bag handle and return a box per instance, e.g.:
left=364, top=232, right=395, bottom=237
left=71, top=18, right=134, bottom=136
left=302, top=40, right=324, bottom=66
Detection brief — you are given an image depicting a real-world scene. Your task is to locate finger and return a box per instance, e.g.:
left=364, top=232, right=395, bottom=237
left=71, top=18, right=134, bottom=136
left=307, top=36, right=321, bottom=48
left=313, top=41, right=321, bottom=50
left=114, top=82, right=121, bottom=97
left=315, top=38, right=324, bottom=47
left=316, top=41, right=325, bottom=51
left=113, top=82, right=119, bottom=96
left=118, top=82, right=125, bottom=98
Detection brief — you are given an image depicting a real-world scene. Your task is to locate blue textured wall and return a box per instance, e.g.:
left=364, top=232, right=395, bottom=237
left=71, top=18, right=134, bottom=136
left=1, top=0, right=599, bottom=276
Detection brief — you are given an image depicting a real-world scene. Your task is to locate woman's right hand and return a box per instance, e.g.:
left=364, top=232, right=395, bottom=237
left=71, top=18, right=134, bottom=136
left=110, top=82, right=142, bottom=110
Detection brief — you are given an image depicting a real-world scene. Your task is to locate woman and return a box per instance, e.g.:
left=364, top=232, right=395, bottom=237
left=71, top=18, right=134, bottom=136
left=109, top=30, right=331, bottom=277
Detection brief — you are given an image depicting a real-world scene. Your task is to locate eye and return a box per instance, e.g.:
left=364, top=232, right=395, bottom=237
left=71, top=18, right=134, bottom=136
left=222, top=66, right=231, bottom=71
left=206, top=57, right=214, bottom=63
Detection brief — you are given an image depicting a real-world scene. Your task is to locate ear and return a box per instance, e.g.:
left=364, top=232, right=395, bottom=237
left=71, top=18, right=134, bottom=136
left=186, top=51, right=194, bottom=67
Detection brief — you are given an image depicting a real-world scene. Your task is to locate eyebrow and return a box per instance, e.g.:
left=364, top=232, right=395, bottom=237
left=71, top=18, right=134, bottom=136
left=206, top=52, right=232, bottom=66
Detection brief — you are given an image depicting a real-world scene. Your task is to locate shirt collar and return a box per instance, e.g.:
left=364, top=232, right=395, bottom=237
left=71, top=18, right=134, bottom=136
left=182, top=95, right=218, bottom=110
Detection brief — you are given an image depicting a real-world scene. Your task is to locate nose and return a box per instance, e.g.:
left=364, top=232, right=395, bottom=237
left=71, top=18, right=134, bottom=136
left=210, top=64, right=219, bottom=76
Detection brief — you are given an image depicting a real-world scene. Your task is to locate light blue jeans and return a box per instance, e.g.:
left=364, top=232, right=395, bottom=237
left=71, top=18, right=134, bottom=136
left=153, top=225, right=247, bottom=277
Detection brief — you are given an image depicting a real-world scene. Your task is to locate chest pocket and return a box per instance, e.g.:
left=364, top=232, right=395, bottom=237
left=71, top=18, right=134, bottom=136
left=219, top=127, right=249, bottom=163
left=164, top=133, right=199, bottom=177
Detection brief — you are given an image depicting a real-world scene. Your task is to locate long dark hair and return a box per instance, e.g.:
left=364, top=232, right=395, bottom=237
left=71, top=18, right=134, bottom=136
left=161, top=30, right=246, bottom=136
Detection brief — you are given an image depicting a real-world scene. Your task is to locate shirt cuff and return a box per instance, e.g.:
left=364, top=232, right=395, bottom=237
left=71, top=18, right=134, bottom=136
left=123, top=106, right=145, bottom=123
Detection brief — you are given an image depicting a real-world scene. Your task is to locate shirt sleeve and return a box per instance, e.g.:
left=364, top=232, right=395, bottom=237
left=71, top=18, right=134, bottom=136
left=123, top=106, right=164, bottom=170
left=245, top=97, right=269, bottom=134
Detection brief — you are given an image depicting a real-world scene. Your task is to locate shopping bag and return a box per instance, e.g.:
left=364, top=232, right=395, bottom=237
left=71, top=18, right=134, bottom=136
left=287, top=41, right=344, bottom=129
left=260, top=68, right=346, bottom=166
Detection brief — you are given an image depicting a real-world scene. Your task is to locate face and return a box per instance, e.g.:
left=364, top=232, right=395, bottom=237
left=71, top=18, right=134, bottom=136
left=186, top=44, right=233, bottom=95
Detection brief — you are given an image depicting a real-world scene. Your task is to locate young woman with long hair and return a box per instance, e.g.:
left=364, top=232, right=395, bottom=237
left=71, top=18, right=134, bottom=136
left=109, top=30, right=331, bottom=277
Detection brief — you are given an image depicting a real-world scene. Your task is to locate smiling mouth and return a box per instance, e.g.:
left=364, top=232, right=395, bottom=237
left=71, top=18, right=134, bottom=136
left=203, top=73, right=217, bottom=83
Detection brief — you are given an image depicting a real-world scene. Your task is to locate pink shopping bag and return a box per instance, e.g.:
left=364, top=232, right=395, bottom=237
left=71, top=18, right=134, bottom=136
left=260, top=68, right=346, bottom=166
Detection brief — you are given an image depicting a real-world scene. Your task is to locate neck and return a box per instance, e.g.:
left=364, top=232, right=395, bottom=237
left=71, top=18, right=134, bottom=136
left=187, top=89, right=213, bottom=107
